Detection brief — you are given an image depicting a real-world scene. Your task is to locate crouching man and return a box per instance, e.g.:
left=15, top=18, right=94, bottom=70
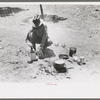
left=25, top=15, right=53, bottom=63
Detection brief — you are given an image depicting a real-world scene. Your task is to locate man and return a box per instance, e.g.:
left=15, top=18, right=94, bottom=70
left=25, top=14, right=53, bottom=63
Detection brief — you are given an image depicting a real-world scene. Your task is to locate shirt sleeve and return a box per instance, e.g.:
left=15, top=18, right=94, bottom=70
left=25, top=27, right=33, bottom=41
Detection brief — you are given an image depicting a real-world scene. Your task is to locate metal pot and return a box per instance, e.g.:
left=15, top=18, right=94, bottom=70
left=69, top=47, right=77, bottom=57
left=53, top=59, right=67, bottom=73
left=59, top=54, right=69, bottom=59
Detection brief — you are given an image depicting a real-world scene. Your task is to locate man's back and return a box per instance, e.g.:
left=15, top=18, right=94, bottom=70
left=32, top=23, right=46, bottom=37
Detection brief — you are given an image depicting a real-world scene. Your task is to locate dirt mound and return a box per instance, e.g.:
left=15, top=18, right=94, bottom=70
left=0, top=7, right=26, bottom=17
left=41, top=14, right=67, bottom=23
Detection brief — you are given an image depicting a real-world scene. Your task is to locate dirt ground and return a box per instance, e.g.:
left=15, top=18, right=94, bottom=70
left=0, top=4, right=100, bottom=83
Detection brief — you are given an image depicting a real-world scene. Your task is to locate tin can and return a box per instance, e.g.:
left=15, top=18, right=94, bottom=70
left=69, top=47, right=77, bottom=57
left=30, top=52, right=37, bottom=61
left=30, top=47, right=37, bottom=61
left=80, top=56, right=85, bottom=64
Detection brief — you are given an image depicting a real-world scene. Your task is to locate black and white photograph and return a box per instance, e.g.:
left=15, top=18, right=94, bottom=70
left=0, top=2, right=100, bottom=98
left=0, top=2, right=100, bottom=82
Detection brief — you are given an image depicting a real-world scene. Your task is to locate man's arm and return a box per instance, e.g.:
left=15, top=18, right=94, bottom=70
left=25, top=29, right=33, bottom=47
left=25, top=29, right=33, bottom=42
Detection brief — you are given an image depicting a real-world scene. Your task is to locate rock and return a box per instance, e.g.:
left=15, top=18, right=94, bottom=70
left=10, top=61, right=18, bottom=64
left=51, top=68, right=57, bottom=75
left=73, top=56, right=79, bottom=62
left=54, top=41, right=59, bottom=47
left=68, top=59, right=73, bottom=63
left=45, top=67, right=51, bottom=74
left=20, top=23, right=25, bottom=25
left=13, top=66, right=20, bottom=70
left=61, top=43, right=66, bottom=48
left=0, top=46, right=3, bottom=49
left=95, top=9, right=99, bottom=11
left=89, top=35, right=92, bottom=38
left=45, top=69, right=51, bottom=74
left=33, top=76, right=37, bottom=79
left=16, top=51, right=20, bottom=56
left=66, top=77, right=70, bottom=79
left=67, top=67, right=74, bottom=70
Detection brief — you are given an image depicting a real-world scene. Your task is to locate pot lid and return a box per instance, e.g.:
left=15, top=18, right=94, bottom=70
left=54, top=59, right=65, bottom=64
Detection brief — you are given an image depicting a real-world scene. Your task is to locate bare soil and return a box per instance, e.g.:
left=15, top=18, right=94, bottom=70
left=0, top=4, right=100, bottom=83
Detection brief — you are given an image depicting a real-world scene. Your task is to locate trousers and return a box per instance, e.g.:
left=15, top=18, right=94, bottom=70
left=29, top=32, right=49, bottom=51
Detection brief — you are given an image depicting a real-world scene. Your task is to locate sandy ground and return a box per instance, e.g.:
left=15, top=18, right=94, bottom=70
left=0, top=4, right=100, bottom=83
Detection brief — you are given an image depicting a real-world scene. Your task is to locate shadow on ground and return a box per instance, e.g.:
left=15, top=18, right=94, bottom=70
left=41, top=14, right=67, bottom=23
left=45, top=48, right=55, bottom=58
left=0, top=7, right=26, bottom=17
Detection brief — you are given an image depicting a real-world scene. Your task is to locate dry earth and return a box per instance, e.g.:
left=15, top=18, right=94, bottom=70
left=0, top=4, right=100, bottom=83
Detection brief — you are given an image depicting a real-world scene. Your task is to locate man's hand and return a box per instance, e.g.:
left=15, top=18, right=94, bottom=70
left=38, top=46, right=43, bottom=51
left=40, top=46, right=43, bottom=50
left=26, top=41, right=33, bottom=47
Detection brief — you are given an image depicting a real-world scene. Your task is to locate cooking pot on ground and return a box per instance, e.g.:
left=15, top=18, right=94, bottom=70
left=53, top=59, right=67, bottom=73
left=59, top=54, right=69, bottom=59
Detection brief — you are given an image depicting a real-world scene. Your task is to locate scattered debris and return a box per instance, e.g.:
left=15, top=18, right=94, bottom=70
left=13, top=66, right=20, bottom=70
left=43, top=14, right=67, bottom=23
left=44, top=59, right=53, bottom=67
left=72, top=56, right=79, bottom=62
left=51, top=68, right=57, bottom=75
left=20, top=23, right=25, bottom=25
left=91, top=71, right=98, bottom=75
left=67, top=67, right=74, bottom=70
left=54, top=41, right=59, bottom=47
left=66, top=77, right=71, bottom=79
left=89, top=35, right=92, bottom=38
left=16, top=50, right=21, bottom=56
left=33, top=76, right=37, bottom=79
left=68, top=59, right=73, bottom=63
left=45, top=68, right=51, bottom=74
left=9, top=61, right=18, bottom=64
left=77, top=61, right=86, bottom=66
left=0, top=46, right=3, bottom=49
left=95, top=9, right=99, bottom=11
left=61, top=43, right=66, bottom=48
